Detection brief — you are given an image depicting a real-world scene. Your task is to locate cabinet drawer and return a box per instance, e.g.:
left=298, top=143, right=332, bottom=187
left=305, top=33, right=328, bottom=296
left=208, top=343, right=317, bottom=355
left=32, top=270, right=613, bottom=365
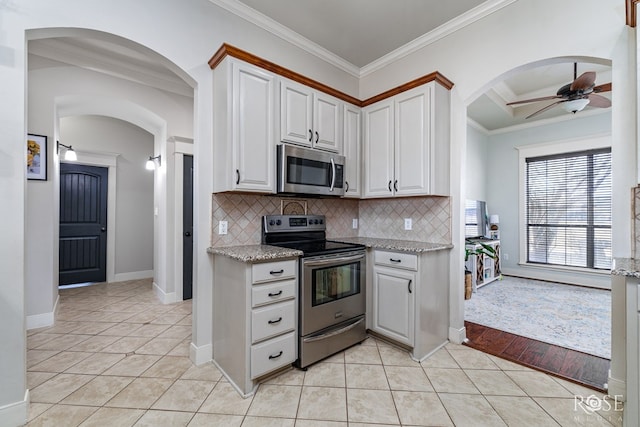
left=374, top=250, right=417, bottom=271
left=252, top=260, right=296, bottom=284
left=252, top=279, right=296, bottom=307
left=251, top=331, right=296, bottom=379
left=252, top=300, right=296, bottom=343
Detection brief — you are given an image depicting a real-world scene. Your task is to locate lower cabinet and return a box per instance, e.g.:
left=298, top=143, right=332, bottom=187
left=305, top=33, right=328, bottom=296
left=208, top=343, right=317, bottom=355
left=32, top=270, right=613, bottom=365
left=373, top=265, right=415, bottom=347
left=625, top=279, right=640, bottom=426
left=213, top=255, right=297, bottom=396
left=369, top=249, right=449, bottom=361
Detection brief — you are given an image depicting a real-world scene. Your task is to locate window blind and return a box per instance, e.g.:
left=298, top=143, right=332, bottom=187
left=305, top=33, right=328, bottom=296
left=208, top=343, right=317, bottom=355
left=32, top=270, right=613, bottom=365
left=526, top=148, right=611, bottom=270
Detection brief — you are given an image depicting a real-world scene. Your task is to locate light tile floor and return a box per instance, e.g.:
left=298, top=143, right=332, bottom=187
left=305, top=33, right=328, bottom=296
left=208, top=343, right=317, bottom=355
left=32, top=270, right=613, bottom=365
left=26, top=279, right=623, bottom=426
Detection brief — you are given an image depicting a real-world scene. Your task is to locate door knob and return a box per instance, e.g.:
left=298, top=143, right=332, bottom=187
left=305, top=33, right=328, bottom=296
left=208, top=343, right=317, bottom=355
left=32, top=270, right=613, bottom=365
left=184, top=231, right=192, bottom=237
left=101, top=227, right=106, bottom=232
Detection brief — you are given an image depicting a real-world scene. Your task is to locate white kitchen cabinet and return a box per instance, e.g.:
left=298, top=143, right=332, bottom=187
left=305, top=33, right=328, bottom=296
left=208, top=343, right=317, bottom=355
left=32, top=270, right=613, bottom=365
left=213, top=255, right=297, bottom=396
left=213, top=57, right=276, bottom=193
left=280, top=79, right=343, bottom=153
left=363, top=82, right=450, bottom=198
left=343, top=103, right=362, bottom=198
left=368, top=248, right=449, bottom=360
left=625, top=279, right=640, bottom=426
left=372, top=264, right=416, bottom=346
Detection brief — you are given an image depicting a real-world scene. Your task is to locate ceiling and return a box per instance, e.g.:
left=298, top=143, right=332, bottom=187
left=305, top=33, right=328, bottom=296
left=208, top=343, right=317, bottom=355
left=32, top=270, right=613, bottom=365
left=27, top=0, right=612, bottom=132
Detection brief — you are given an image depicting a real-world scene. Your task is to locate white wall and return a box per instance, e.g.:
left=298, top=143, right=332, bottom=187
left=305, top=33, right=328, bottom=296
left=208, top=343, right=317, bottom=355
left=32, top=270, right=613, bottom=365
left=465, top=123, right=489, bottom=201
left=486, top=112, right=612, bottom=288
left=60, top=115, right=154, bottom=278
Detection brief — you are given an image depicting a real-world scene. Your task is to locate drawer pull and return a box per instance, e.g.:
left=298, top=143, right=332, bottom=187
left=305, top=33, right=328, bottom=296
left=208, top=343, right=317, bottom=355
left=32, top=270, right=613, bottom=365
left=269, top=351, right=283, bottom=360
left=390, top=258, right=402, bottom=263
left=269, top=269, right=284, bottom=275
left=268, top=290, right=283, bottom=297
left=268, top=317, right=283, bottom=325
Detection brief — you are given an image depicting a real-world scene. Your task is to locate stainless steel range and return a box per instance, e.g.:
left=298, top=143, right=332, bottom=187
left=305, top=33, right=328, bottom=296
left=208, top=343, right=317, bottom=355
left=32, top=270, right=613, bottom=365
left=262, top=214, right=367, bottom=369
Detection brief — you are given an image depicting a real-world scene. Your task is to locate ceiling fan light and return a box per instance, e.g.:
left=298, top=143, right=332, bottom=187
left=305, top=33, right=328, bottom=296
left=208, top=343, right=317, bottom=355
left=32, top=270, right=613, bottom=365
left=562, top=98, right=590, bottom=113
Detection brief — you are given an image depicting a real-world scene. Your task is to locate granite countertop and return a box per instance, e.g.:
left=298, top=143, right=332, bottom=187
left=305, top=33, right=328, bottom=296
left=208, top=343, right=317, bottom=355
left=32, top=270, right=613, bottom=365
left=333, top=237, right=453, bottom=253
left=611, top=257, right=640, bottom=278
left=207, top=244, right=302, bottom=262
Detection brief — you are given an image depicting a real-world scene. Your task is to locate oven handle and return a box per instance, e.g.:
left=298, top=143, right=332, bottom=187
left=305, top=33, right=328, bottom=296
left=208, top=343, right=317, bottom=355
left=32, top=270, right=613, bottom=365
left=302, top=317, right=365, bottom=343
left=303, top=252, right=365, bottom=268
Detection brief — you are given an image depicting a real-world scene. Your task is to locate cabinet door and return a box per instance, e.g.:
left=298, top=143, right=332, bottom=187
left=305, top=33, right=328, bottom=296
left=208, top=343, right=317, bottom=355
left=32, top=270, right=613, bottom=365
left=372, top=266, right=415, bottom=346
left=313, top=93, right=342, bottom=152
left=343, top=104, right=361, bottom=198
left=394, top=85, right=431, bottom=196
left=363, top=99, right=394, bottom=198
left=234, top=62, right=275, bottom=192
left=280, top=80, right=313, bottom=147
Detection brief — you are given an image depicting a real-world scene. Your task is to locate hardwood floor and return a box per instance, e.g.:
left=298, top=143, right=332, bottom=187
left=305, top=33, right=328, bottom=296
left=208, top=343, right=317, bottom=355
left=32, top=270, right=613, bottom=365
left=464, top=321, right=610, bottom=392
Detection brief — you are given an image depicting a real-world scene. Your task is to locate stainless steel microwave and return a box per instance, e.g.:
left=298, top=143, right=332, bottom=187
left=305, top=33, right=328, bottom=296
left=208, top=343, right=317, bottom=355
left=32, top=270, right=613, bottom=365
left=277, top=144, right=345, bottom=196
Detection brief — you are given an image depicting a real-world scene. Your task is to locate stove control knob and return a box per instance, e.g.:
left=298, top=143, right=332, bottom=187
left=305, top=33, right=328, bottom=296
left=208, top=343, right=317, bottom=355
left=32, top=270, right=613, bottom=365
left=319, top=219, right=324, bottom=224
left=269, top=220, right=275, bottom=226
left=276, top=219, right=282, bottom=226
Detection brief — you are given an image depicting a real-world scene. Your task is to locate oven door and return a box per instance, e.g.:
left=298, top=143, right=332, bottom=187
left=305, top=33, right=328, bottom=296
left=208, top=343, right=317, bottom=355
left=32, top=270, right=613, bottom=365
left=277, top=144, right=345, bottom=196
left=300, top=251, right=365, bottom=336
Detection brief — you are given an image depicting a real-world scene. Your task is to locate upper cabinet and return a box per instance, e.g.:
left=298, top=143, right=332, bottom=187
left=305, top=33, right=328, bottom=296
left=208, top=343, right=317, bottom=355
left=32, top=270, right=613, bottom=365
left=213, top=58, right=276, bottom=193
left=363, top=82, right=450, bottom=198
left=280, top=79, right=343, bottom=153
left=343, top=103, right=362, bottom=198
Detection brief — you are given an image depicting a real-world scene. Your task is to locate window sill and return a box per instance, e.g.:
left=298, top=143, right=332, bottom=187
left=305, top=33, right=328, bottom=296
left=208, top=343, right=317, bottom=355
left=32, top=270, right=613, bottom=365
left=517, top=262, right=611, bottom=276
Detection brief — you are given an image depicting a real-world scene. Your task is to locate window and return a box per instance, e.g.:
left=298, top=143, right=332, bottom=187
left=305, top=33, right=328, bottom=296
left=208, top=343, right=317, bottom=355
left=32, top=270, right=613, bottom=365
left=525, top=148, right=611, bottom=270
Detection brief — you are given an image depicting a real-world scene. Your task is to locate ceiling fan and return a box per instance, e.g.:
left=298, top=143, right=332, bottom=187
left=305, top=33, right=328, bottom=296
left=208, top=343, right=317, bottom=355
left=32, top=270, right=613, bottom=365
left=507, top=63, right=612, bottom=119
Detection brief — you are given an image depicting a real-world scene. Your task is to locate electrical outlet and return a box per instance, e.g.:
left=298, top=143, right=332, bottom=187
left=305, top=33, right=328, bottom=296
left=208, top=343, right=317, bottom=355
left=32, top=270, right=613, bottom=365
left=352, top=218, right=358, bottom=229
left=404, top=218, right=412, bottom=230
left=218, top=220, right=228, bottom=235
left=503, top=253, right=509, bottom=261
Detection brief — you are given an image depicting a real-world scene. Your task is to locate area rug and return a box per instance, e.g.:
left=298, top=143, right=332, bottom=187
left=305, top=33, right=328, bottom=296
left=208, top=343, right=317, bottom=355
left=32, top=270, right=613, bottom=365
left=464, top=276, right=611, bottom=359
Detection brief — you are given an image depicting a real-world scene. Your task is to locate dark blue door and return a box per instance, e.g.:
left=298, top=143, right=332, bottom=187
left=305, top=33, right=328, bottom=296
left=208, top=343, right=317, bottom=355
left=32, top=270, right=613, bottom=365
left=59, top=163, right=108, bottom=285
left=183, top=155, right=193, bottom=300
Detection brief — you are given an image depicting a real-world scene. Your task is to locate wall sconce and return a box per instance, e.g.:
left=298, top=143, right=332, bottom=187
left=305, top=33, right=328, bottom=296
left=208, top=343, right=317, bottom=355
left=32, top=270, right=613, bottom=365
left=56, top=141, right=77, bottom=161
left=146, top=155, right=161, bottom=170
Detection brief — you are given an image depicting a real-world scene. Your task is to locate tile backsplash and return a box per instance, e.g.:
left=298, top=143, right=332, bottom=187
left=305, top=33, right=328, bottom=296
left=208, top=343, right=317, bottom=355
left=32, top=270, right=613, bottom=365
left=211, top=193, right=451, bottom=247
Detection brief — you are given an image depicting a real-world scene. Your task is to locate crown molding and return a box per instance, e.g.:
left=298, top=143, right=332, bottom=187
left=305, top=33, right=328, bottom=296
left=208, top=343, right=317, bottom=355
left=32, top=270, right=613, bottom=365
left=208, top=0, right=361, bottom=77
left=467, top=117, right=490, bottom=135
left=486, top=107, right=611, bottom=135
left=359, top=0, right=518, bottom=77
left=209, top=0, right=517, bottom=79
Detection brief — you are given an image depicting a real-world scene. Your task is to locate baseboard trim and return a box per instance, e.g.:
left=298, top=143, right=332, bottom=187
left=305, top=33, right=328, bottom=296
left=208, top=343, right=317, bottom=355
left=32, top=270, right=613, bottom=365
left=607, top=372, right=625, bottom=401
left=152, top=281, right=177, bottom=304
left=190, top=342, right=212, bottom=366
left=0, top=389, right=29, bottom=427
left=113, top=270, right=153, bottom=282
left=448, top=325, right=466, bottom=344
left=26, top=295, right=59, bottom=330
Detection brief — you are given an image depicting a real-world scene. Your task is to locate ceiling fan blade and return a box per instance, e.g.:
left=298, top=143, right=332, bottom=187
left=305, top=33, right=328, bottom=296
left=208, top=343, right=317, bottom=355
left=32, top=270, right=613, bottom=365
left=570, top=71, right=596, bottom=91
left=525, top=100, right=564, bottom=119
left=587, top=94, right=612, bottom=108
left=507, top=95, right=562, bottom=106
left=593, top=82, right=612, bottom=93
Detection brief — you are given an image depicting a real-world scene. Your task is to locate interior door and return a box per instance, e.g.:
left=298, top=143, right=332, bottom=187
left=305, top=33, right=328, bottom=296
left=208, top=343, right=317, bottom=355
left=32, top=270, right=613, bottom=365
left=183, top=155, right=194, bottom=300
left=59, top=163, right=108, bottom=285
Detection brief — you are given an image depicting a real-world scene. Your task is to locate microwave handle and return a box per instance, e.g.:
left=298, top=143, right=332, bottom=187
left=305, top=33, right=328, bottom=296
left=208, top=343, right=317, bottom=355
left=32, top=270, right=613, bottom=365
left=329, top=158, right=336, bottom=192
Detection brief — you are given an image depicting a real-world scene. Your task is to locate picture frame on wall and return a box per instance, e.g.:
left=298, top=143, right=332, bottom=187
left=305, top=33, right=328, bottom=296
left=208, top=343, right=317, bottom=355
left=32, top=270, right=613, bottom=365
left=27, top=133, right=47, bottom=181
